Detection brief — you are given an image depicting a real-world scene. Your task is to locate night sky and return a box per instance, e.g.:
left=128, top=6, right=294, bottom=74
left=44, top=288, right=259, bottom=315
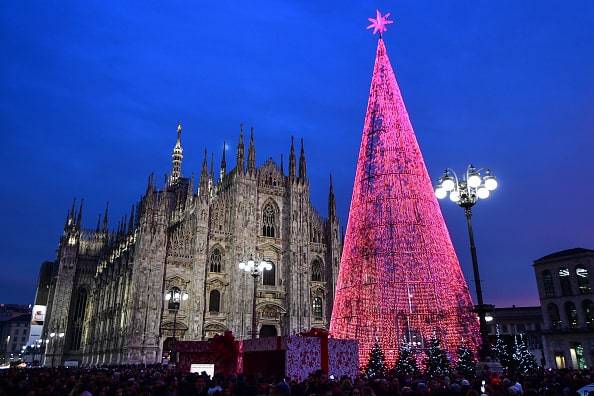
left=1, top=1, right=593, bottom=307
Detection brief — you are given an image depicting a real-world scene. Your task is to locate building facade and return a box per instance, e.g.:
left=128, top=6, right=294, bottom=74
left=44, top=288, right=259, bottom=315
left=534, top=248, right=594, bottom=369
left=0, top=305, right=31, bottom=364
left=42, top=124, right=341, bottom=367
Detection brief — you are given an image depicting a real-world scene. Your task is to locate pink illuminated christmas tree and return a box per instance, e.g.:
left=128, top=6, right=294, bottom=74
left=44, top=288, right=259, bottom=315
left=330, top=11, right=480, bottom=366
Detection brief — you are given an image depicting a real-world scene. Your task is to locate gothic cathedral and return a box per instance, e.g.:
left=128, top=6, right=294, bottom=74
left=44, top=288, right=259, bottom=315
left=42, top=123, right=342, bottom=366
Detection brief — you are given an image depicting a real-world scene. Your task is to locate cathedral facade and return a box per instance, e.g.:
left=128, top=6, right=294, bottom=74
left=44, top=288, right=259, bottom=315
left=42, top=124, right=341, bottom=366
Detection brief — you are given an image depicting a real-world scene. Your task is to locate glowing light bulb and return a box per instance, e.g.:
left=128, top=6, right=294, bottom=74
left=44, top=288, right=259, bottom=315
left=435, top=187, right=447, bottom=199
left=484, top=176, right=498, bottom=191
left=477, top=187, right=490, bottom=199
left=468, top=173, right=482, bottom=188
left=442, top=177, right=455, bottom=192
left=449, top=190, right=460, bottom=202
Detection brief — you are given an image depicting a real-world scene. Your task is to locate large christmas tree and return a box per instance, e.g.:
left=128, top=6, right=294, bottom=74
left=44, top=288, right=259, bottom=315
left=365, top=340, right=388, bottom=378
left=329, top=10, right=479, bottom=366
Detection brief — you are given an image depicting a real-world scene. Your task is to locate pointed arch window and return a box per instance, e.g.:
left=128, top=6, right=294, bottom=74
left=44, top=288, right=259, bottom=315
left=565, top=301, right=579, bottom=328
left=209, top=290, right=221, bottom=313
left=542, top=270, right=555, bottom=297
left=210, top=249, right=222, bottom=273
left=311, top=259, right=324, bottom=282
left=548, top=303, right=561, bottom=329
left=576, top=267, right=590, bottom=294
left=263, top=261, right=276, bottom=286
left=559, top=267, right=572, bottom=296
left=262, top=203, right=277, bottom=238
left=312, top=297, right=323, bottom=319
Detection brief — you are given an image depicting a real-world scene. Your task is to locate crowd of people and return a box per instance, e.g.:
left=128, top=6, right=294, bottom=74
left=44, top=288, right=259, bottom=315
left=0, top=365, right=593, bottom=396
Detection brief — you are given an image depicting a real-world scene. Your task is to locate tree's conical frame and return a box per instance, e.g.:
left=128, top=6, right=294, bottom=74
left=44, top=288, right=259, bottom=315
left=330, top=37, right=479, bottom=366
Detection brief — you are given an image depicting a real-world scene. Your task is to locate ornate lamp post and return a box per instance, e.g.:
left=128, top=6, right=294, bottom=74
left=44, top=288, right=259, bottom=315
left=165, top=288, right=188, bottom=365
left=239, top=258, right=272, bottom=339
left=434, top=165, right=498, bottom=357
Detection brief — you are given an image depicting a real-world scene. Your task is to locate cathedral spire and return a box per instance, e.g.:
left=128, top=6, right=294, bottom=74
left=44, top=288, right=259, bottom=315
left=128, top=204, right=135, bottom=234
left=96, top=214, right=101, bottom=233
left=328, top=174, right=336, bottom=220
left=298, top=138, right=307, bottom=180
left=236, top=124, right=245, bottom=174
left=120, top=216, right=127, bottom=238
left=65, top=198, right=76, bottom=229
left=102, top=202, right=109, bottom=233
left=76, top=199, right=84, bottom=228
left=220, top=142, right=226, bottom=181
left=210, top=151, right=215, bottom=181
left=199, top=149, right=209, bottom=195
left=170, top=122, right=183, bottom=184
left=289, top=136, right=296, bottom=179
left=247, top=127, right=256, bottom=173
left=69, top=198, right=76, bottom=224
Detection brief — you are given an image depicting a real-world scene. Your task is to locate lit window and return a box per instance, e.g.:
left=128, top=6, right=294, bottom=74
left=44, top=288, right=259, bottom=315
left=312, top=297, right=323, bottom=319
left=576, top=267, right=590, bottom=294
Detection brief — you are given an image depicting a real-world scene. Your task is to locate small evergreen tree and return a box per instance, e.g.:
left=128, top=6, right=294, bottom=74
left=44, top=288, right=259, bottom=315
left=455, top=345, right=477, bottom=378
left=394, top=342, right=419, bottom=377
left=424, top=336, right=451, bottom=378
left=365, top=340, right=387, bottom=378
left=512, top=335, right=538, bottom=374
left=493, top=326, right=511, bottom=369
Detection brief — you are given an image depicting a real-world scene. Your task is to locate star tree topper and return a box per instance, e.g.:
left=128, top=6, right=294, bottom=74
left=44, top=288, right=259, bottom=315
left=367, top=10, right=393, bottom=36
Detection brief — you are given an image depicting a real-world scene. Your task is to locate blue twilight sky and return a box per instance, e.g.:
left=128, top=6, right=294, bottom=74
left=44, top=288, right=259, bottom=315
left=1, top=1, right=593, bottom=307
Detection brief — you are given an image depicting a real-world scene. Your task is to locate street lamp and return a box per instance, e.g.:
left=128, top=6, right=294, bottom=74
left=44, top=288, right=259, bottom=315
left=434, top=165, right=498, bottom=358
left=239, top=257, right=272, bottom=339
left=165, top=287, right=188, bottom=365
